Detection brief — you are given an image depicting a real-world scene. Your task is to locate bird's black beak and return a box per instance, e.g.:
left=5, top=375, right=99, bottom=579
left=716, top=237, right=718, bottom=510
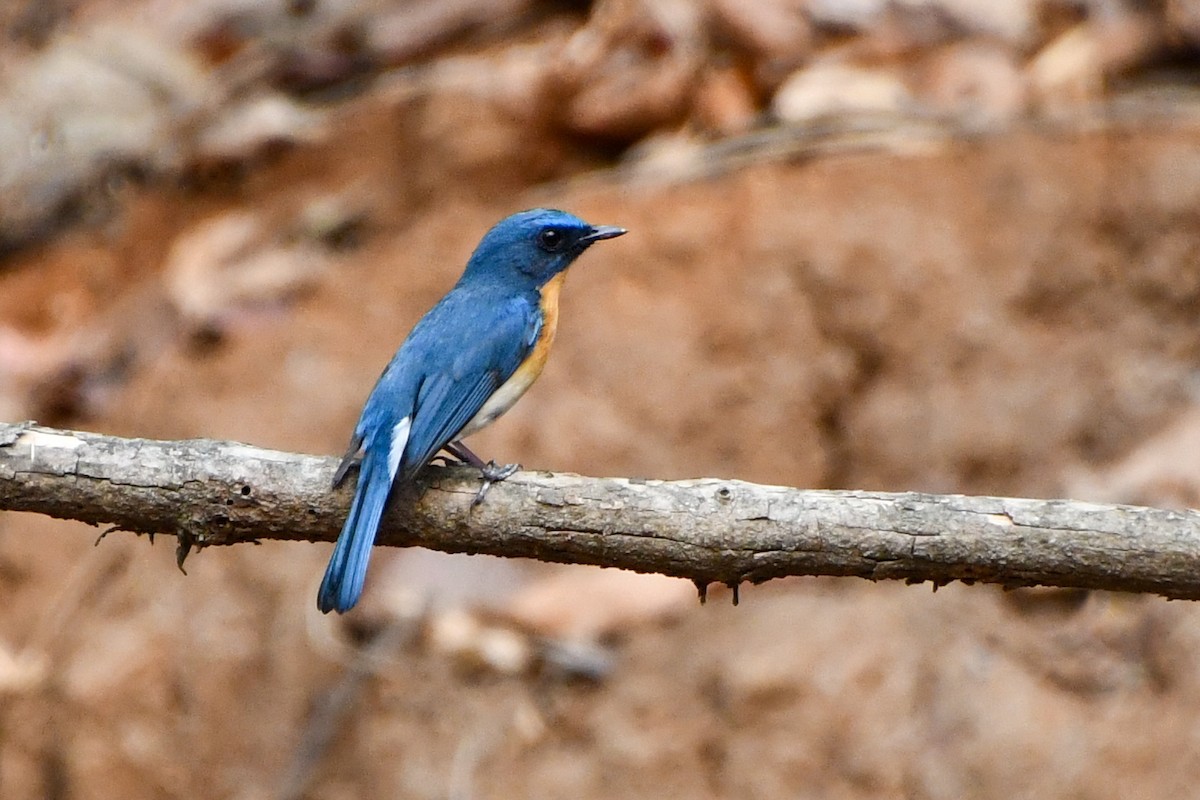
left=580, top=225, right=627, bottom=243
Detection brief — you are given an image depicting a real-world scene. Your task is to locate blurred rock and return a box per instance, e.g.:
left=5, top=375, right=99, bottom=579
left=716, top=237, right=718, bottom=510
left=1029, top=23, right=1107, bottom=110
left=367, top=0, right=535, bottom=67
left=295, top=188, right=372, bottom=251
left=0, top=642, right=45, bottom=695
left=356, top=554, right=620, bottom=680
left=772, top=61, right=912, bottom=123
left=539, top=638, right=617, bottom=682
left=506, top=568, right=696, bottom=641
left=271, top=47, right=374, bottom=96
left=0, top=23, right=217, bottom=248
left=709, top=0, right=811, bottom=86
left=622, top=129, right=708, bottom=182
left=554, top=0, right=704, bottom=141
left=694, top=64, right=762, bottom=136
left=195, top=93, right=327, bottom=165
left=930, top=0, right=1038, bottom=43
left=922, top=40, right=1027, bottom=124
left=163, top=211, right=325, bottom=332
left=1029, top=14, right=1163, bottom=114
left=1167, top=0, right=1200, bottom=45
left=409, top=45, right=583, bottom=195
left=0, top=280, right=163, bottom=423
left=0, top=0, right=77, bottom=48
left=807, top=0, right=888, bottom=31
left=426, top=608, right=535, bottom=675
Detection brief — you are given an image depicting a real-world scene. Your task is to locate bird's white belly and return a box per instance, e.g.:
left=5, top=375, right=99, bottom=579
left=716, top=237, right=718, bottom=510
left=458, top=366, right=538, bottom=438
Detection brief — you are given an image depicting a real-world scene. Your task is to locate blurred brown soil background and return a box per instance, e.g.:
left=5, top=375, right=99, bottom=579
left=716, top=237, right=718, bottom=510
left=4, top=1, right=1200, bottom=798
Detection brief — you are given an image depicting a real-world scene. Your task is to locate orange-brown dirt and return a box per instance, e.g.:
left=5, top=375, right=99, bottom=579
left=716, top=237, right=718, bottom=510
left=4, top=3, right=1200, bottom=798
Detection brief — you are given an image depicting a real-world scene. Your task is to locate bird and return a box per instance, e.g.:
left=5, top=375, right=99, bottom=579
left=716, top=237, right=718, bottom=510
left=318, top=208, right=626, bottom=614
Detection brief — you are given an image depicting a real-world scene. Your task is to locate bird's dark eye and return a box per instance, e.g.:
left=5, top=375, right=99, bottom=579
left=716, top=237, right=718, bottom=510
left=537, top=228, right=566, bottom=252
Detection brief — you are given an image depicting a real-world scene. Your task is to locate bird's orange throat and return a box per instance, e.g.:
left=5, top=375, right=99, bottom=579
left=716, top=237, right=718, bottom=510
left=536, top=272, right=565, bottom=355
left=522, top=271, right=564, bottom=378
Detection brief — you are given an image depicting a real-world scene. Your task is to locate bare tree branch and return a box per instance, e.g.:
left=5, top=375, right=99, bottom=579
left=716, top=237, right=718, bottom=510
left=2, top=421, right=1199, bottom=599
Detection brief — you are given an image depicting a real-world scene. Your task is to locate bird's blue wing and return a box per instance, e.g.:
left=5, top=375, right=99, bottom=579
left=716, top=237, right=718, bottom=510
left=397, top=294, right=540, bottom=479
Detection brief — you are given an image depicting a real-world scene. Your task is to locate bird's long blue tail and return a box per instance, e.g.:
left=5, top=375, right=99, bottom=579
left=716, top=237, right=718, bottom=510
left=318, top=448, right=392, bottom=613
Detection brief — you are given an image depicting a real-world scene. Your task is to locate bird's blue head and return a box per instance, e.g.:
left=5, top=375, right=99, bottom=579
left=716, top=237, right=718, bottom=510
left=461, top=209, right=626, bottom=288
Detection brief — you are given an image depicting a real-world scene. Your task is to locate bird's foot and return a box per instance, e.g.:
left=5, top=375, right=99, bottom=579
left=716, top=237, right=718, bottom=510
left=472, top=460, right=520, bottom=507
left=429, top=454, right=465, bottom=468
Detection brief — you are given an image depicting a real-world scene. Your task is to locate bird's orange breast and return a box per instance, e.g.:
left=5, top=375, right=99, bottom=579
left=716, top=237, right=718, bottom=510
left=523, top=271, right=564, bottom=378
left=458, top=273, right=565, bottom=437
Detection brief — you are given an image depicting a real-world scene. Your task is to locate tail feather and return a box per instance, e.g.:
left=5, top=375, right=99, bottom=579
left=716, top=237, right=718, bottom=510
left=318, top=448, right=392, bottom=613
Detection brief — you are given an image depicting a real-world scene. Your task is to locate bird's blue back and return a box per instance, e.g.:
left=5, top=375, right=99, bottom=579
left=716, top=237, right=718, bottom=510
left=318, top=209, right=624, bottom=613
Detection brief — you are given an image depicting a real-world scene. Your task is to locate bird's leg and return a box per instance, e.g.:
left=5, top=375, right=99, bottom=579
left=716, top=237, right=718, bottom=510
left=446, top=441, right=519, bottom=507
left=444, top=440, right=486, bottom=468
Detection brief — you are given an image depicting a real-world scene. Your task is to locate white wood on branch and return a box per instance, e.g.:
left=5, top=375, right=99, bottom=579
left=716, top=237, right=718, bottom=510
left=1, top=421, right=1199, bottom=598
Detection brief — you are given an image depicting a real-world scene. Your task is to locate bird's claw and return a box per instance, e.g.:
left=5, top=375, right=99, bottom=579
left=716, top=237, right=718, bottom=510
left=472, top=460, right=520, bottom=507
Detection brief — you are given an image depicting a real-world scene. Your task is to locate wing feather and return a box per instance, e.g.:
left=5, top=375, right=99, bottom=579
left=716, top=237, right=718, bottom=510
left=396, top=293, right=538, bottom=480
